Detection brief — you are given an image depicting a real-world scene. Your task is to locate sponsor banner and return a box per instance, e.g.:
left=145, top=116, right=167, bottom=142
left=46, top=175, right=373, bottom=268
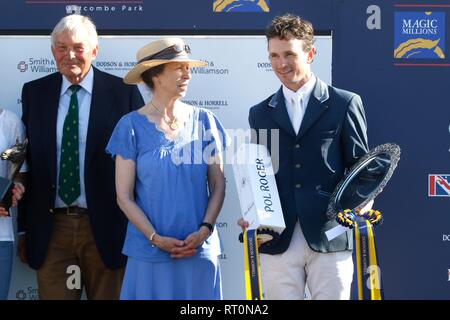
left=333, top=1, right=450, bottom=299
left=393, top=4, right=450, bottom=67
left=0, top=35, right=331, bottom=299
left=0, top=1, right=332, bottom=33
left=394, top=11, right=446, bottom=60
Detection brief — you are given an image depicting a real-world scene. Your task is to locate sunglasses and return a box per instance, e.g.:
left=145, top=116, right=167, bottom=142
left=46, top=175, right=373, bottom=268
left=139, top=44, right=191, bottom=63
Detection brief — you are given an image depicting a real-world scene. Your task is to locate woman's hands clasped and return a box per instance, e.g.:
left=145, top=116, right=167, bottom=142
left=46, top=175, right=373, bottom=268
left=152, top=227, right=210, bottom=258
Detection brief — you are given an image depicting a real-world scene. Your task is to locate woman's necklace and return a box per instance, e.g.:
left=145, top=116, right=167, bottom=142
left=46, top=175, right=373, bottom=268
left=150, top=101, right=179, bottom=130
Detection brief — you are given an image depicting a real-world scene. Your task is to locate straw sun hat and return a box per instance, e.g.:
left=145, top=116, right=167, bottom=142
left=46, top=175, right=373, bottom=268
left=124, top=37, right=207, bottom=84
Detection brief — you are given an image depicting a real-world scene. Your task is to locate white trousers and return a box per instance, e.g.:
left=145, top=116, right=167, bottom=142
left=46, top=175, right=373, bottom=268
left=260, top=222, right=353, bottom=300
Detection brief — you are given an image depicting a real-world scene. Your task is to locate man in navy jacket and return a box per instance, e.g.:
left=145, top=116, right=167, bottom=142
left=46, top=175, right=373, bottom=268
left=18, top=14, right=143, bottom=299
left=241, top=14, right=369, bottom=299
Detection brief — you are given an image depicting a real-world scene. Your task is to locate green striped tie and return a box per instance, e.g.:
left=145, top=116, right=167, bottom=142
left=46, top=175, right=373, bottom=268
left=58, top=84, right=81, bottom=206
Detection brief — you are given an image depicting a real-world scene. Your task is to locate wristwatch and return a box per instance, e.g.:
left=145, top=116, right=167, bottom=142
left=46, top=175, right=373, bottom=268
left=200, top=222, right=214, bottom=234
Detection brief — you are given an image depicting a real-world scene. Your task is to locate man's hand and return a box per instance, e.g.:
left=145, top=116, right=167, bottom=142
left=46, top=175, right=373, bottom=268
left=0, top=182, right=25, bottom=216
left=237, top=219, right=267, bottom=247
left=12, top=181, right=25, bottom=208
left=237, top=218, right=249, bottom=231
left=0, top=207, right=8, bottom=217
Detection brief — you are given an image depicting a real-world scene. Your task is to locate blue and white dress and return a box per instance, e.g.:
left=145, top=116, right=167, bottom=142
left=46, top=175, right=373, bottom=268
left=106, top=106, right=229, bottom=300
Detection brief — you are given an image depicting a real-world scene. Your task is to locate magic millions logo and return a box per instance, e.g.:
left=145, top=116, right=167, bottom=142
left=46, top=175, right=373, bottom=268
left=394, top=11, right=445, bottom=59
left=213, top=0, right=270, bottom=12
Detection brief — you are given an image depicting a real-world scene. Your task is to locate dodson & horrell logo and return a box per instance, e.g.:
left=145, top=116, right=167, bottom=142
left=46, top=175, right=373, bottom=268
left=394, top=11, right=445, bottom=59
left=213, top=0, right=270, bottom=12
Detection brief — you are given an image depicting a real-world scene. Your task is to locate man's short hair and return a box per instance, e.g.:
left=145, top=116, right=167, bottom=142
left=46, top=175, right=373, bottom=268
left=266, top=13, right=315, bottom=52
left=51, top=14, right=98, bottom=49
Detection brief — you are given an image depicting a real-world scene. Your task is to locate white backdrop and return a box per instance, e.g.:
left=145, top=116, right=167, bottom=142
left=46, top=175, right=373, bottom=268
left=0, top=35, right=331, bottom=300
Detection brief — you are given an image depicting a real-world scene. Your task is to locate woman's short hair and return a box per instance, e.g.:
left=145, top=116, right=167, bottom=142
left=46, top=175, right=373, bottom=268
left=141, top=64, right=166, bottom=90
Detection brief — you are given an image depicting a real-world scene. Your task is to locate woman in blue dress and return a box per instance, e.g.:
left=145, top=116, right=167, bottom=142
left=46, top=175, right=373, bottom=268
left=106, top=38, right=229, bottom=299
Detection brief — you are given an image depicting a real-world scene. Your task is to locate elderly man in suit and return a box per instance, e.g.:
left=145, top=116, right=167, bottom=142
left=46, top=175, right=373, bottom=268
left=18, top=14, right=144, bottom=299
left=240, top=14, right=369, bottom=300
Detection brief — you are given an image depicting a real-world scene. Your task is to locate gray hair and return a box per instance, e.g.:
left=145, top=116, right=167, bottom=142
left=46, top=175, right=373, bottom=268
left=51, top=14, right=98, bottom=49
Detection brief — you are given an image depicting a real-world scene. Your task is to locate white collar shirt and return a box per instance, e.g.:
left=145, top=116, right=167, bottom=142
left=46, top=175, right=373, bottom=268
left=282, top=74, right=316, bottom=134
left=55, top=67, right=94, bottom=208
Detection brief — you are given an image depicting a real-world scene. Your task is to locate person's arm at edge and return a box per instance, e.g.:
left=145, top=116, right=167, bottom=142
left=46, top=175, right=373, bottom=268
left=17, top=83, right=29, bottom=263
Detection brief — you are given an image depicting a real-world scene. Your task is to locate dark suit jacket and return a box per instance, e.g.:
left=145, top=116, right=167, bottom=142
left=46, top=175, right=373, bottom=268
left=249, top=77, right=369, bottom=254
left=19, top=67, right=144, bottom=270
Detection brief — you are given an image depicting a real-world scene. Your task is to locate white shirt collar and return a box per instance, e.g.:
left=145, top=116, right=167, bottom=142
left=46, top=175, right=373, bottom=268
left=60, top=67, right=94, bottom=96
left=282, top=73, right=316, bottom=104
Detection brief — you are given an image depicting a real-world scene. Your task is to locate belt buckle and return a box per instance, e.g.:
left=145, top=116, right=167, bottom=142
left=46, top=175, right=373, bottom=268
left=66, top=207, right=79, bottom=216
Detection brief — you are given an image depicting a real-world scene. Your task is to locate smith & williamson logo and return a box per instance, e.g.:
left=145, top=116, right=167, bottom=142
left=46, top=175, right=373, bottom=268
left=17, top=61, right=28, bottom=72
left=394, top=11, right=446, bottom=59
left=15, top=287, right=38, bottom=300
left=213, top=0, right=270, bottom=12
left=428, top=174, right=450, bottom=197
left=17, top=58, right=57, bottom=74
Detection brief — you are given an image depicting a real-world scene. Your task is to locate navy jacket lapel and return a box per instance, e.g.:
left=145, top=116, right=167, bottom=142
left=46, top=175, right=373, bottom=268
left=47, top=73, right=62, bottom=184
left=85, top=68, right=113, bottom=168
left=268, top=87, right=297, bottom=137
left=296, top=78, right=329, bottom=140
